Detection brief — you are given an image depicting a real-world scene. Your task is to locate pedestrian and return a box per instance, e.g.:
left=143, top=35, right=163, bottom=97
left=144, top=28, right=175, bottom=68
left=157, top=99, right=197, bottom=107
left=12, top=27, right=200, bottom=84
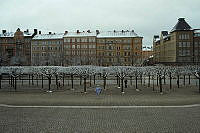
left=124, top=79, right=128, bottom=88
left=58, top=79, right=62, bottom=88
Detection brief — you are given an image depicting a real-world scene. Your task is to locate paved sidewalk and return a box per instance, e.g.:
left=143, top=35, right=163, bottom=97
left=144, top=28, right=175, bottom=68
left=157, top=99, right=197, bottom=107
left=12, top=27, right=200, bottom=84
left=0, top=84, right=199, bottom=106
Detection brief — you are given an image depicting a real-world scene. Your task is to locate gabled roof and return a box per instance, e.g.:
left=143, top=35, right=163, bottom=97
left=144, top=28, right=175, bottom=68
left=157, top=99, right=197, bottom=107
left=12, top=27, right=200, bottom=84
left=171, top=18, right=192, bottom=32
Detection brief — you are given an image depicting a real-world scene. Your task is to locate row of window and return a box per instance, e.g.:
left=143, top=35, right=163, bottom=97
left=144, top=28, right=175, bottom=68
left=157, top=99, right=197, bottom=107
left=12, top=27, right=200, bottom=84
left=32, top=41, right=63, bottom=45
left=194, top=49, right=200, bottom=55
left=0, top=39, right=31, bottom=43
left=177, top=57, right=191, bottom=62
left=178, top=49, right=191, bottom=56
left=64, top=38, right=96, bottom=43
left=178, top=42, right=191, bottom=47
left=178, top=34, right=190, bottom=40
left=98, top=58, right=132, bottom=62
left=97, top=45, right=141, bottom=50
left=32, top=52, right=61, bottom=57
left=194, top=42, right=200, bottom=47
left=98, top=52, right=139, bottom=56
left=65, top=50, right=96, bottom=56
left=32, top=46, right=61, bottom=51
left=63, top=44, right=96, bottom=49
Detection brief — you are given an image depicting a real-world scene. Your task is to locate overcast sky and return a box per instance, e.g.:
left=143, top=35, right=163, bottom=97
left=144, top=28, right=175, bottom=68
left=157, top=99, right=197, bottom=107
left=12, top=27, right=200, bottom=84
left=0, top=0, right=200, bottom=46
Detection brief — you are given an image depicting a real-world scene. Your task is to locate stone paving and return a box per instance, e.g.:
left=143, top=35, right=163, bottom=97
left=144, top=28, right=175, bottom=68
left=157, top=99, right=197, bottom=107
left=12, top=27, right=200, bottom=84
left=0, top=79, right=200, bottom=132
left=0, top=83, right=200, bottom=106
left=0, top=106, right=200, bottom=133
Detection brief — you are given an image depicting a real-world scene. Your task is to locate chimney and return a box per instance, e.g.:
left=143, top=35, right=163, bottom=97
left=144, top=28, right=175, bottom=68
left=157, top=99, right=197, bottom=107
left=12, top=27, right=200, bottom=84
left=39, top=31, right=41, bottom=34
left=87, top=30, right=91, bottom=33
left=49, top=32, right=51, bottom=34
left=65, top=31, right=68, bottom=34
left=34, top=29, right=38, bottom=35
left=77, top=30, right=80, bottom=33
left=26, top=29, right=29, bottom=33
left=2, top=30, right=6, bottom=34
left=161, top=31, right=168, bottom=36
left=154, top=35, right=159, bottom=39
left=178, top=18, right=185, bottom=21
left=96, top=30, right=100, bottom=35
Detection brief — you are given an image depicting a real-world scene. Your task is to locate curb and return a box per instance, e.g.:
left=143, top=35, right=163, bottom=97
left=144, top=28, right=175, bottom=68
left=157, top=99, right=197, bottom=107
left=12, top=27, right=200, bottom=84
left=0, top=104, right=200, bottom=108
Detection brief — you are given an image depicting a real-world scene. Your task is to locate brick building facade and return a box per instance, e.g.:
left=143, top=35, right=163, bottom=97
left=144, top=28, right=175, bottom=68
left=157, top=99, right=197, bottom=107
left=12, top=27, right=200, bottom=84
left=0, top=28, right=37, bottom=66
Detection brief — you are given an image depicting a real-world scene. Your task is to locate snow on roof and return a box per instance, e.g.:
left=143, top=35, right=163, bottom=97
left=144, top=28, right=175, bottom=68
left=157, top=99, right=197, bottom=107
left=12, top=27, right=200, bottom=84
left=33, top=33, right=64, bottom=40
left=24, top=32, right=34, bottom=37
left=0, top=32, right=15, bottom=37
left=0, top=31, right=34, bottom=38
left=63, top=32, right=96, bottom=37
left=97, top=31, right=140, bottom=38
left=155, top=38, right=160, bottom=42
left=142, top=46, right=153, bottom=51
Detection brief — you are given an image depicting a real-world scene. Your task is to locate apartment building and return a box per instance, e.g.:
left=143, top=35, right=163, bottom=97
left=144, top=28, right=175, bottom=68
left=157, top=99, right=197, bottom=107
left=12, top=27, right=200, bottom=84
left=1, top=28, right=143, bottom=66
left=142, top=46, right=153, bottom=62
left=0, top=28, right=37, bottom=66
left=31, top=32, right=64, bottom=66
left=63, top=30, right=97, bottom=66
left=96, top=30, right=143, bottom=66
left=153, top=18, right=200, bottom=65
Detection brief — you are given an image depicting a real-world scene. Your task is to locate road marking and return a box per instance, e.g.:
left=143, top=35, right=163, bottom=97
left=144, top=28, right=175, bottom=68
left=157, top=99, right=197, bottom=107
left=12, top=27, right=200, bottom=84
left=0, top=104, right=200, bottom=108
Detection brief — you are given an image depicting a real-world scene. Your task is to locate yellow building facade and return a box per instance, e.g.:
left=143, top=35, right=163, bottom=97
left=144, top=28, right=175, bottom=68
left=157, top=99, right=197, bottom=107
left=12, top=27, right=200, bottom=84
left=153, top=18, right=200, bottom=64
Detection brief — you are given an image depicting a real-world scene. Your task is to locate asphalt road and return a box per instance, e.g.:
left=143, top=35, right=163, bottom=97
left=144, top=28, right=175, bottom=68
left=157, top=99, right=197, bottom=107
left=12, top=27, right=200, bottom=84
left=0, top=106, right=200, bottom=133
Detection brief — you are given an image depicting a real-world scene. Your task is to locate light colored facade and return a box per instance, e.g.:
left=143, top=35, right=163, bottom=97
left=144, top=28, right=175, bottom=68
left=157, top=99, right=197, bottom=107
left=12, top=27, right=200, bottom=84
left=153, top=18, right=200, bottom=64
left=31, top=33, right=64, bottom=66
left=142, top=46, right=153, bottom=62
left=96, top=30, right=143, bottom=66
left=194, top=30, right=200, bottom=62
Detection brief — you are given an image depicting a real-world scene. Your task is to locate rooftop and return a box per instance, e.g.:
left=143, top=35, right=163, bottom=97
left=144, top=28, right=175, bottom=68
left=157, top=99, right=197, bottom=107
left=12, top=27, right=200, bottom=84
left=0, top=30, right=34, bottom=38
left=171, top=18, right=192, bottom=32
left=97, top=30, right=140, bottom=38
left=33, top=33, right=64, bottom=40
left=64, top=31, right=96, bottom=37
left=142, top=46, right=153, bottom=51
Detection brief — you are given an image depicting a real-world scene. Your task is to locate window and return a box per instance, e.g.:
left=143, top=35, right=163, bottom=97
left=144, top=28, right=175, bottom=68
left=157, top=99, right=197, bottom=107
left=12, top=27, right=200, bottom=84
left=186, top=42, right=190, bottom=47
left=183, top=42, right=186, bottom=47
left=72, top=38, right=75, bottom=43
left=179, top=50, right=182, bottom=56
left=195, top=42, right=198, bottom=47
left=178, top=42, right=182, bottom=47
left=195, top=50, right=198, bottom=55
left=186, top=50, right=190, bottom=56
left=134, top=39, right=139, bottom=43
